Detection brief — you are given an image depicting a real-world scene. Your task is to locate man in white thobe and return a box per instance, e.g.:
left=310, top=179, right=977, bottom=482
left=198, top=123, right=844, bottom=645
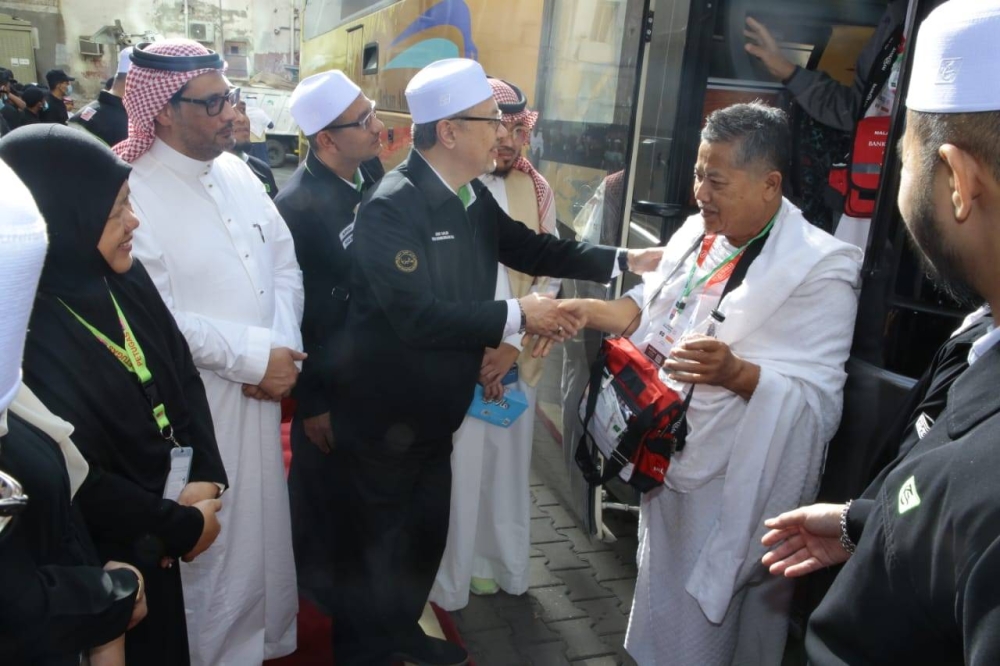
left=559, top=103, right=862, bottom=665
left=114, top=40, right=303, bottom=665
left=430, top=78, right=560, bottom=610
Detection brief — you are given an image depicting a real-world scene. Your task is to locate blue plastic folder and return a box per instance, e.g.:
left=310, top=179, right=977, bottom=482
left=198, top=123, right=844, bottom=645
left=467, top=384, right=529, bottom=428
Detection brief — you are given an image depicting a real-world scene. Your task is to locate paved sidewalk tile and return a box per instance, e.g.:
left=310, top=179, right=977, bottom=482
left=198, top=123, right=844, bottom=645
left=527, top=586, right=589, bottom=623
left=535, top=541, right=590, bottom=571
left=603, top=632, right=637, bottom=666
left=450, top=595, right=509, bottom=634
left=575, top=598, right=630, bottom=635
left=557, top=526, right=614, bottom=554
left=495, top=602, right=563, bottom=646
left=531, top=486, right=561, bottom=507
left=599, top=578, right=636, bottom=614
left=531, top=500, right=547, bottom=519
left=530, top=516, right=570, bottom=545
left=462, top=627, right=521, bottom=666
left=580, top=551, right=637, bottom=582
left=529, top=470, right=545, bottom=487
left=548, top=618, right=617, bottom=661
left=522, top=641, right=572, bottom=666
left=555, top=569, right=617, bottom=602
left=528, top=557, right=563, bottom=589
left=539, top=503, right=578, bottom=529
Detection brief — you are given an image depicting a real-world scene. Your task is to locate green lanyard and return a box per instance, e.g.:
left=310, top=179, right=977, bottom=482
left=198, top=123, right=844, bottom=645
left=676, top=211, right=777, bottom=305
left=60, top=292, right=175, bottom=441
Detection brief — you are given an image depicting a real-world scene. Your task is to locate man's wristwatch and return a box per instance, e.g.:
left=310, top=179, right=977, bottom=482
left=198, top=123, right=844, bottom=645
left=617, top=250, right=629, bottom=273
left=517, top=299, right=527, bottom=334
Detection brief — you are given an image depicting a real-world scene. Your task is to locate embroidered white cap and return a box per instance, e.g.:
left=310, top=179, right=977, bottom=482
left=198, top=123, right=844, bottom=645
left=290, top=70, right=362, bottom=136
left=117, top=46, right=134, bottom=75
left=0, top=161, right=47, bottom=414
left=405, top=58, right=492, bottom=124
left=907, top=0, right=1000, bottom=113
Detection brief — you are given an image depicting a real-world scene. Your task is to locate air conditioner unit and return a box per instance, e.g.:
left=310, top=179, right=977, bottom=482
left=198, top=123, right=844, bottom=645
left=79, top=39, right=104, bottom=57
left=188, top=21, right=215, bottom=43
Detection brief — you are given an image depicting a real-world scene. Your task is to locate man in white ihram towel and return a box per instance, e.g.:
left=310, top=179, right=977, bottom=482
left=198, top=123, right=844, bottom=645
left=558, top=102, right=862, bottom=665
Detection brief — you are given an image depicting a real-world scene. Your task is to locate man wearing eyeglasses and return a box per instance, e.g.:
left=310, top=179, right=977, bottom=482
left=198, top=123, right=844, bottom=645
left=430, top=76, right=562, bottom=611
left=329, top=58, right=662, bottom=666
left=273, top=70, right=385, bottom=616
left=114, top=40, right=304, bottom=666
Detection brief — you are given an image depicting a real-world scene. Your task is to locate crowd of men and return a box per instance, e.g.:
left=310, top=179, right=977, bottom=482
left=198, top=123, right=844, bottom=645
left=1, top=1, right=1000, bottom=665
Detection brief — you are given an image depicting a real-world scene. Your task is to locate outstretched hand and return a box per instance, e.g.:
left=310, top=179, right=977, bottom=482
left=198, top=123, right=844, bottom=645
left=761, top=503, right=851, bottom=578
left=744, top=17, right=797, bottom=81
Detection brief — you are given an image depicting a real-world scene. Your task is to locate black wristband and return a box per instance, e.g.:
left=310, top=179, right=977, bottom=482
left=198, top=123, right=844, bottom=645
left=617, top=250, right=629, bottom=273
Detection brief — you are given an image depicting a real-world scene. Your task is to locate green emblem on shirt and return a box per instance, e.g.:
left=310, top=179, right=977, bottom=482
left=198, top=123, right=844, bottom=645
left=898, top=475, right=921, bottom=514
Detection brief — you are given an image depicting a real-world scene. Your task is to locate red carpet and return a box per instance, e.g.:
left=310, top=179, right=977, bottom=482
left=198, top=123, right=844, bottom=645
left=269, top=412, right=472, bottom=665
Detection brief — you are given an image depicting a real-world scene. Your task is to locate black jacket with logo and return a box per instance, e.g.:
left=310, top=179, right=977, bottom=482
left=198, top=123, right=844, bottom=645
left=333, top=149, right=617, bottom=445
left=807, top=339, right=1000, bottom=665
left=69, top=92, right=128, bottom=147
left=275, top=151, right=383, bottom=418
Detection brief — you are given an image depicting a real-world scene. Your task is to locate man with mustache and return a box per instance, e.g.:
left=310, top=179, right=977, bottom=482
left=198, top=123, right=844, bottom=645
left=231, top=99, right=278, bottom=199
left=430, top=77, right=560, bottom=610
left=114, top=39, right=304, bottom=666
left=556, top=102, right=863, bottom=665
left=761, top=1, right=1000, bottom=663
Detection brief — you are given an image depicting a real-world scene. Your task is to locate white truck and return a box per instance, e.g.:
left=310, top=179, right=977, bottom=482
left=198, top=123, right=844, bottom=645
left=241, top=84, right=300, bottom=167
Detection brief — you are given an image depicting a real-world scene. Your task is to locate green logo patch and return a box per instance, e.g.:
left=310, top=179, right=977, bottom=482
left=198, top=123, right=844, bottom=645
left=898, top=475, right=921, bottom=514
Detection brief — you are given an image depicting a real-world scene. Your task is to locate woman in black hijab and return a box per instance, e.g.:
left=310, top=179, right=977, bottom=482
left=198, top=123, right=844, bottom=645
left=1, top=124, right=228, bottom=666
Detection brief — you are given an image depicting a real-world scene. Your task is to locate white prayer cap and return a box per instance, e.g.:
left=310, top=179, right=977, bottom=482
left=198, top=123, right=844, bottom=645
left=405, top=58, right=492, bottom=124
left=290, top=70, right=362, bottom=136
left=907, top=0, right=1000, bottom=113
left=117, top=46, right=134, bottom=75
left=0, top=161, right=47, bottom=414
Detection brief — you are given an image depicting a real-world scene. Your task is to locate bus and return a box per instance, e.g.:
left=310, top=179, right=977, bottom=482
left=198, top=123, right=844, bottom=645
left=299, top=0, right=964, bottom=573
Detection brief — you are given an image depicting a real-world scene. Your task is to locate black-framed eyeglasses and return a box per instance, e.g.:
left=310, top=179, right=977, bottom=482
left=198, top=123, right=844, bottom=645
left=451, top=114, right=503, bottom=131
left=324, top=103, right=379, bottom=132
left=175, top=87, right=241, bottom=117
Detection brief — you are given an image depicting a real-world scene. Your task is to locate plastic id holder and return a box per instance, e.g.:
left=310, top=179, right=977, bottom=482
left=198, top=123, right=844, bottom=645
left=162, top=446, right=194, bottom=502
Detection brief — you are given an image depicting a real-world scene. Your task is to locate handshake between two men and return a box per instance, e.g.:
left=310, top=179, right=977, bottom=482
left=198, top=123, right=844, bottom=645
left=478, top=246, right=666, bottom=400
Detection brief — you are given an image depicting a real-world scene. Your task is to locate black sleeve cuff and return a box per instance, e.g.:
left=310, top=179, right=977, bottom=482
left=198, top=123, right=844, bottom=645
left=155, top=502, right=204, bottom=558
left=847, top=498, right=874, bottom=545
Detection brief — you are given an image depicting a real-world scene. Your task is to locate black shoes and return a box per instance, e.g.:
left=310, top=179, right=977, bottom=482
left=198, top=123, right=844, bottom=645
left=390, top=635, right=470, bottom=666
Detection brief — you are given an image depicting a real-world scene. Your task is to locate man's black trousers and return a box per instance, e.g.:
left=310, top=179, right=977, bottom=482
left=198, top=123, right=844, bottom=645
left=328, top=434, right=453, bottom=665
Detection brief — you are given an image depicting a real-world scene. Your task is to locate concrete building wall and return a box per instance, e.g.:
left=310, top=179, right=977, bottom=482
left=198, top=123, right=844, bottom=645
left=0, top=0, right=301, bottom=103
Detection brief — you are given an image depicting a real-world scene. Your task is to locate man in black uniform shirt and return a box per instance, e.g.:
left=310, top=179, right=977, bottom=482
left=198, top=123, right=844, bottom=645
left=328, top=58, right=660, bottom=666
left=41, top=69, right=74, bottom=125
left=69, top=47, right=131, bottom=147
left=274, top=69, right=384, bottom=611
left=231, top=99, right=279, bottom=199
left=761, top=2, right=1000, bottom=663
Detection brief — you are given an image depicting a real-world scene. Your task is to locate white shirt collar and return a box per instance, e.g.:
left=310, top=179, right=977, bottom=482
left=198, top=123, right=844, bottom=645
left=968, top=322, right=1000, bottom=366
left=413, top=150, right=477, bottom=208
left=0, top=409, right=7, bottom=439
left=148, top=138, right=214, bottom=178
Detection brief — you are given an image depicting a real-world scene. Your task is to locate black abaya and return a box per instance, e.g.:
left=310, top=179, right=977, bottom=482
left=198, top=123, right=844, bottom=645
left=1, top=124, right=229, bottom=666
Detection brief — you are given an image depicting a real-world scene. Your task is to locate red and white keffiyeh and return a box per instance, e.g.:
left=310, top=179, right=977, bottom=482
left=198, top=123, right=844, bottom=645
left=489, top=78, right=555, bottom=234
left=115, top=40, right=222, bottom=164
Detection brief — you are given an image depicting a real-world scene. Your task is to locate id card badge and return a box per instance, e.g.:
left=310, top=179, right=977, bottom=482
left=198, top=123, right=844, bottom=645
left=644, top=318, right=679, bottom=366
left=163, top=446, right=194, bottom=502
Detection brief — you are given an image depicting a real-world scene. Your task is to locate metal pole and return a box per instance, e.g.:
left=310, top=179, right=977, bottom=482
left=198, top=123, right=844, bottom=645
left=184, top=0, right=190, bottom=38
left=289, top=1, right=295, bottom=68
